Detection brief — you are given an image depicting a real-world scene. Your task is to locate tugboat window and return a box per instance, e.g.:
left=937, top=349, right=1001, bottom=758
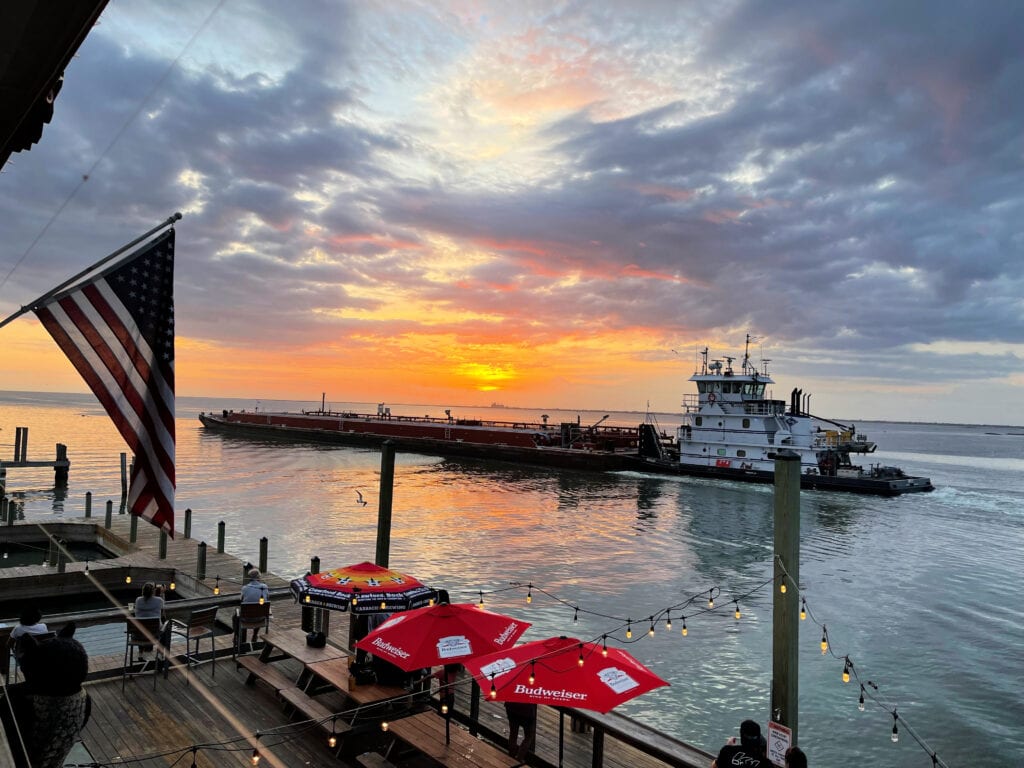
left=695, top=417, right=703, bottom=426
left=717, top=448, right=727, bottom=456
left=737, top=449, right=747, bottom=457
left=742, top=418, right=750, bottom=428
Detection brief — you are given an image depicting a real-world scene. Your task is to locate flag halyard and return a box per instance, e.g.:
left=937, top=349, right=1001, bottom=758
left=34, top=229, right=176, bottom=536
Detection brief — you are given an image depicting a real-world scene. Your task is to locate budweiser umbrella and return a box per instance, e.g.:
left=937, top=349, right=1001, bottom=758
left=353, top=602, right=531, bottom=671
left=463, top=635, right=669, bottom=714
left=289, top=561, right=437, bottom=614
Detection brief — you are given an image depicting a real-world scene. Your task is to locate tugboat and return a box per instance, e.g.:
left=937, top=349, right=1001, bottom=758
left=635, top=336, right=933, bottom=495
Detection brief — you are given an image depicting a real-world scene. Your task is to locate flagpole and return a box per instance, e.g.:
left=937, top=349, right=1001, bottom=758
left=0, top=212, right=182, bottom=331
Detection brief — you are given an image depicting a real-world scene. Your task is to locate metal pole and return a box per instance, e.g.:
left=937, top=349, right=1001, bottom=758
left=375, top=441, right=395, bottom=567
left=772, top=450, right=801, bottom=745
left=0, top=213, right=182, bottom=330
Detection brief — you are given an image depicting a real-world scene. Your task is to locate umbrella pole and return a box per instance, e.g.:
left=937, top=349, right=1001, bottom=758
left=558, top=710, right=565, bottom=768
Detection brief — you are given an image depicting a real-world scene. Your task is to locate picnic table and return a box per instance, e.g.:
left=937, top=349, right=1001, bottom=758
left=385, top=710, right=524, bottom=768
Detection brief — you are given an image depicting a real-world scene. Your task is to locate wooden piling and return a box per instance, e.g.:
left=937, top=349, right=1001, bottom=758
left=105, top=500, right=113, bottom=529
left=375, top=440, right=395, bottom=567
left=85, top=491, right=92, bottom=518
left=197, top=541, right=207, bottom=581
left=54, top=444, right=69, bottom=484
left=120, top=452, right=127, bottom=498
left=130, top=514, right=138, bottom=543
left=159, top=531, right=167, bottom=559
left=184, top=508, right=192, bottom=539
left=258, top=537, right=268, bottom=574
left=772, top=450, right=801, bottom=745
left=217, top=521, right=225, bottom=553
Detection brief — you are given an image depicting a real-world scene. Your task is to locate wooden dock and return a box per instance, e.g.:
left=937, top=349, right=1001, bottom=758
left=0, top=515, right=713, bottom=768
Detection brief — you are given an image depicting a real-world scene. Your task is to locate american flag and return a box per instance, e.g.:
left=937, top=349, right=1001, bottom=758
left=34, top=229, right=176, bottom=535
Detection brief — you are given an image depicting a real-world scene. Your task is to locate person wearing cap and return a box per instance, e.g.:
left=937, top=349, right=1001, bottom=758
left=784, top=746, right=807, bottom=768
left=239, top=568, right=270, bottom=645
left=711, top=719, right=766, bottom=767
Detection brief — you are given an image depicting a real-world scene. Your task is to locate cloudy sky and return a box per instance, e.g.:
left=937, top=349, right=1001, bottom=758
left=1, top=0, right=1021, bottom=424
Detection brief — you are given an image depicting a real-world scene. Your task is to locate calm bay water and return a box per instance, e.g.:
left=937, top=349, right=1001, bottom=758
left=2, top=391, right=1023, bottom=767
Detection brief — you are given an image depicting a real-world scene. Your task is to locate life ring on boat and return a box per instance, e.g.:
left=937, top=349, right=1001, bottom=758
left=707, top=393, right=716, bottom=404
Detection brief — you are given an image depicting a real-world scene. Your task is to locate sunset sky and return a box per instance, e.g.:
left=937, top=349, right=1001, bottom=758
left=1, top=0, right=1021, bottom=424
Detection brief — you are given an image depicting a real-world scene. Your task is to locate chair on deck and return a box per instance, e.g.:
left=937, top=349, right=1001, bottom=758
left=233, top=602, right=271, bottom=659
left=170, top=606, right=219, bottom=684
left=123, top=617, right=165, bottom=691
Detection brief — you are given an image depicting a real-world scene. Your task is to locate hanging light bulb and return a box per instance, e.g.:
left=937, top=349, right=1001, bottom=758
left=665, top=611, right=672, bottom=631
left=625, top=620, right=632, bottom=639
left=328, top=718, right=338, bottom=748
left=251, top=733, right=261, bottom=765
left=891, top=712, right=899, bottom=743
left=648, top=618, right=655, bottom=637
left=858, top=685, right=866, bottom=712
left=213, top=576, right=220, bottom=596
left=351, top=595, right=358, bottom=606
left=780, top=579, right=787, bottom=594
left=821, top=628, right=828, bottom=654
left=734, top=601, right=741, bottom=620
left=601, top=636, right=608, bottom=658
left=478, top=591, right=485, bottom=609
left=573, top=607, right=579, bottom=624
left=490, top=677, right=497, bottom=699
left=259, top=596, right=265, bottom=605
left=429, top=597, right=435, bottom=607
left=528, top=662, right=536, bottom=685
left=441, top=702, right=449, bottom=714
left=381, top=721, right=389, bottom=732
left=125, top=568, right=132, bottom=585
left=578, top=644, right=585, bottom=668
left=681, top=616, right=688, bottom=637
left=304, top=594, right=311, bottom=604
left=800, top=598, right=807, bottom=621
left=842, top=659, right=851, bottom=684
left=169, top=580, right=176, bottom=591
left=380, top=601, right=387, bottom=611
left=708, top=590, right=714, bottom=609
left=526, top=585, right=532, bottom=604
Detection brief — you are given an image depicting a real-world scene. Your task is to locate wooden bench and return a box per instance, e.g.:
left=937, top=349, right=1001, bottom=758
left=237, top=654, right=297, bottom=692
left=356, top=752, right=398, bottom=768
left=386, top=710, right=522, bottom=768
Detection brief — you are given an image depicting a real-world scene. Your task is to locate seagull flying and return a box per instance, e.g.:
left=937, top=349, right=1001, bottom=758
left=356, top=490, right=368, bottom=506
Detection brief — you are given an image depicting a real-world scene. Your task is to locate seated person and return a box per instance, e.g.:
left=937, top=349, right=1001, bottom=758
left=0, top=627, right=91, bottom=768
left=9, top=607, right=48, bottom=661
left=132, top=582, right=167, bottom=660
left=239, top=569, right=270, bottom=646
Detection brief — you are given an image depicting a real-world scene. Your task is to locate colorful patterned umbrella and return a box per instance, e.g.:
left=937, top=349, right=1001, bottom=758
left=462, top=635, right=668, bottom=713
left=289, top=561, right=436, bottom=614
left=353, top=602, right=531, bottom=671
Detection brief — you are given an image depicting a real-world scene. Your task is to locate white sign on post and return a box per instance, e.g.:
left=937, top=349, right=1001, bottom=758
left=767, top=721, right=792, bottom=767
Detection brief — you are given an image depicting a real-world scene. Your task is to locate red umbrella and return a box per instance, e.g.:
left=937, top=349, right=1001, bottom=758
left=289, top=561, right=436, bottom=614
left=462, top=635, right=669, bottom=714
left=353, top=602, right=531, bottom=671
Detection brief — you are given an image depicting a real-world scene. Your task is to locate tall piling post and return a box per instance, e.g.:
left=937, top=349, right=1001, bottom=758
left=375, top=440, right=395, bottom=568
left=772, top=450, right=801, bottom=746
left=302, top=556, right=321, bottom=633
left=85, top=491, right=92, bottom=518
left=184, top=508, right=192, bottom=539
left=105, top=500, right=113, bottom=529
left=217, top=521, right=226, bottom=553
left=54, top=444, right=69, bottom=485
left=197, top=541, right=207, bottom=581
left=259, top=537, right=268, bottom=574
left=130, top=514, right=138, bottom=543
left=47, top=537, right=57, bottom=567
left=120, top=453, right=128, bottom=499
left=159, top=531, right=168, bottom=559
